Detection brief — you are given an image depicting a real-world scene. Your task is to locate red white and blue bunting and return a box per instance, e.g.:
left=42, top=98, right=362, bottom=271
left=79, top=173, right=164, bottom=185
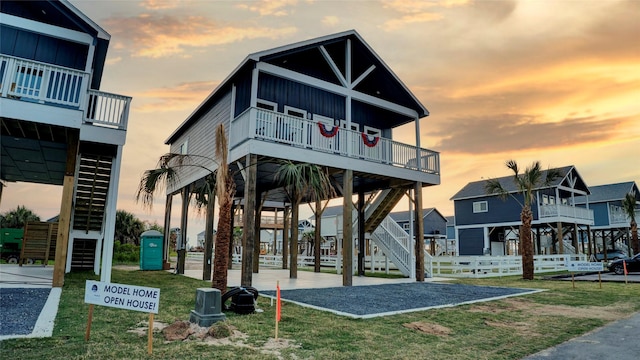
left=361, top=133, right=379, bottom=147
left=318, top=122, right=339, bottom=138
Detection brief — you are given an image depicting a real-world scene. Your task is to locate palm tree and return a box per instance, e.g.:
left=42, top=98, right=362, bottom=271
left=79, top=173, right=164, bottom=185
left=275, top=161, right=335, bottom=278
left=485, top=160, right=561, bottom=280
left=115, top=210, right=145, bottom=245
left=136, top=123, right=235, bottom=294
left=622, top=191, right=638, bottom=255
left=0, top=206, right=40, bottom=228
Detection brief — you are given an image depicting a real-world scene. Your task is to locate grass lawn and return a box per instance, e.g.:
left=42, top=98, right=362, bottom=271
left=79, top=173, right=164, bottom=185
left=1, top=270, right=638, bottom=360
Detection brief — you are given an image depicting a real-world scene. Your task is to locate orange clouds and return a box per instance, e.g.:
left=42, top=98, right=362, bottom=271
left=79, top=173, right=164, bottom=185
left=381, top=0, right=470, bottom=30
left=235, top=0, right=299, bottom=17
left=133, top=81, right=219, bottom=112
left=104, top=14, right=296, bottom=58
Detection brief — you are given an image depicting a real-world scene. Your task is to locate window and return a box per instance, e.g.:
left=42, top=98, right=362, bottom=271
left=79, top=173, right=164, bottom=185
left=340, top=120, right=359, bottom=131
left=313, top=114, right=334, bottom=126
left=549, top=196, right=555, bottom=205
left=363, top=125, right=381, bottom=137
left=402, top=223, right=410, bottom=231
left=179, top=139, right=188, bottom=154
left=542, top=194, right=549, bottom=204
left=256, top=99, right=277, bottom=111
left=473, top=201, right=488, bottom=213
left=284, top=105, right=307, bottom=119
left=561, top=198, right=568, bottom=205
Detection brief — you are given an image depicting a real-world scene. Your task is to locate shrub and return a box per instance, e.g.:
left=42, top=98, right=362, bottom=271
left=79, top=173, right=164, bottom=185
left=113, top=241, right=140, bottom=263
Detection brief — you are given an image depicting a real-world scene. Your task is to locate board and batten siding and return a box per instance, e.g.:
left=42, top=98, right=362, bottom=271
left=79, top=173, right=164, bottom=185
left=167, top=91, right=232, bottom=194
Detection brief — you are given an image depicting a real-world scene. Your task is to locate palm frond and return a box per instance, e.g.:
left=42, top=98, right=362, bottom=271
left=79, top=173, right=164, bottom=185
left=622, top=191, right=637, bottom=222
left=135, top=167, right=179, bottom=209
left=484, top=178, right=509, bottom=201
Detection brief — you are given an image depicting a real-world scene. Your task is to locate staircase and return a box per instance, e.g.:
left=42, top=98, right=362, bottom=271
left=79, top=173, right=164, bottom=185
left=360, top=188, right=414, bottom=277
left=364, top=188, right=405, bottom=232
left=73, top=153, right=112, bottom=232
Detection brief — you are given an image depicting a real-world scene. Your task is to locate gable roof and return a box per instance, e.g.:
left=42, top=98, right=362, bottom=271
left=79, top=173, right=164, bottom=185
left=389, top=208, right=447, bottom=223
left=450, top=165, right=590, bottom=201
left=166, top=30, right=428, bottom=144
left=445, top=216, right=455, bottom=225
left=574, top=181, right=639, bottom=204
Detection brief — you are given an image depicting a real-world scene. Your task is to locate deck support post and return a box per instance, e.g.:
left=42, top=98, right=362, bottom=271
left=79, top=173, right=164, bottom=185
left=163, top=194, right=173, bottom=270
left=203, top=190, right=215, bottom=280
left=53, top=131, right=79, bottom=287
left=342, top=169, right=353, bottom=286
left=253, top=192, right=262, bottom=273
left=414, top=182, right=425, bottom=281
left=357, top=189, right=365, bottom=276
left=557, top=222, right=564, bottom=254
left=282, top=206, right=290, bottom=269
left=177, top=186, right=190, bottom=275
left=241, top=154, right=257, bottom=286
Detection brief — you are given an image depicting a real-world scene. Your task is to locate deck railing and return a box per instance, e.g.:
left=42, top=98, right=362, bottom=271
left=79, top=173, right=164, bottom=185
left=0, top=55, right=131, bottom=130
left=231, top=107, right=440, bottom=174
left=539, top=203, right=594, bottom=222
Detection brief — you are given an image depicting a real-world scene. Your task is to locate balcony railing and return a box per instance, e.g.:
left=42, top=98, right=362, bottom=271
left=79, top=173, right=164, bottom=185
left=609, top=210, right=640, bottom=226
left=0, top=55, right=131, bottom=130
left=231, top=107, right=440, bottom=174
left=539, top=204, right=594, bottom=222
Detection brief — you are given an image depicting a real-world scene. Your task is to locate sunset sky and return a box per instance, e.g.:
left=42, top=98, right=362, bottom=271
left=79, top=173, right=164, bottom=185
left=2, top=0, right=639, bottom=245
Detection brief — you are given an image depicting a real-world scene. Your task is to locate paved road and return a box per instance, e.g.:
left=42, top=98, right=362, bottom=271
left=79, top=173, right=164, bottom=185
left=523, top=312, right=640, bottom=360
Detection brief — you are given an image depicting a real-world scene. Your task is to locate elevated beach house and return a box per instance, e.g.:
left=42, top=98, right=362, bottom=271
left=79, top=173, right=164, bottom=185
left=574, top=181, right=640, bottom=257
left=450, top=166, right=594, bottom=256
left=162, top=30, right=440, bottom=285
left=0, top=0, right=131, bottom=286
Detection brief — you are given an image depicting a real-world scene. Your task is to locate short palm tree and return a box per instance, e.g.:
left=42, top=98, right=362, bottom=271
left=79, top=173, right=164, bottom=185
left=275, top=161, right=335, bottom=278
left=622, top=191, right=638, bottom=255
left=485, top=160, right=561, bottom=280
left=136, top=124, right=235, bottom=294
left=115, top=210, right=145, bottom=245
left=0, top=205, right=40, bottom=228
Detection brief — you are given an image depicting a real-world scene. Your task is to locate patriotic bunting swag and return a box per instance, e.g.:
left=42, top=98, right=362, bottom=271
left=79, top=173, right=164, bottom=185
left=362, top=133, right=379, bottom=147
left=318, top=122, right=339, bottom=137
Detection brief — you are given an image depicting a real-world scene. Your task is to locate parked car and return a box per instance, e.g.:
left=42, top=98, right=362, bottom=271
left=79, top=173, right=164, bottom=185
left=609, top=253, right=640, bottom=275
left=594, top=249, right=627, bottom=261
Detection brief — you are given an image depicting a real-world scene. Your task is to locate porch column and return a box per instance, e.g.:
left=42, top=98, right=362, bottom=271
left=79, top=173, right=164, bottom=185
left=557, top=222, right=564, bottom=254
left=357, top=189, right=365, bottom=276
left=535, top=228, right=541, bottom=255
left=53, top=131, right=79, bottom=287
left=241, top=154, right=257, bottom=286
left=203, top=190, right=215, bottom=281
left=342, top=169, right=353, bottom=286
left=253, top=194, right=262, bottom=273
left=282, top=206, right=290, bottom=269
left=572, top=224, right=579, bottom=254
left=274, top=209, right=279, bottom=256
left=177, top=186, right=190, bottom=275
left=414, top=182, right=425, bottom=282
left=163, top=194, right=173, bottom=270
left=586, top=225, right=593, bottom=257
left=100, top=144, right=124, bottom=282
left=314, top=201, right=322, bottom=273
left=227, top=201, right=236, bottom=270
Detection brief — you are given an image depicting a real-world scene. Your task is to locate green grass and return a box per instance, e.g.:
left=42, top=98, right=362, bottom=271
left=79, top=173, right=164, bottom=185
left=1, top=270, right=638, bottom=359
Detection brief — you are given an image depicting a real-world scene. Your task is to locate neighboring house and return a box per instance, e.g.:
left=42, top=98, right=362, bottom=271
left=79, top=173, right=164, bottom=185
left=0, top=0, right=131, bottom=285
left=162, top=30, right=440, bottom=284
left=574, top=181, right=640, bottom=255
left=389, top=208, right=448, bottom=255
left=450, top=166, right=593, bottom=256
left=445, top=216, right=458, bottom=256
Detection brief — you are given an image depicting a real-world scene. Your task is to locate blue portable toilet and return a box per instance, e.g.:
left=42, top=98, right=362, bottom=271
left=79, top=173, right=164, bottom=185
left=140, top=230, right=163, bottom=270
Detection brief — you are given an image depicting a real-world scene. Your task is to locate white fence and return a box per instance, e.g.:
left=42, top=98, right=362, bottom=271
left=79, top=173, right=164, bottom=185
left=188, top=253, right=593, bottom=279
left=428, top=254, right=589, bottom=278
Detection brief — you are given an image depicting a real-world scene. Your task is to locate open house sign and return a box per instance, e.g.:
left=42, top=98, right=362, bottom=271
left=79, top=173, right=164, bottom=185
left=84, top=280, right=160, bottom=314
